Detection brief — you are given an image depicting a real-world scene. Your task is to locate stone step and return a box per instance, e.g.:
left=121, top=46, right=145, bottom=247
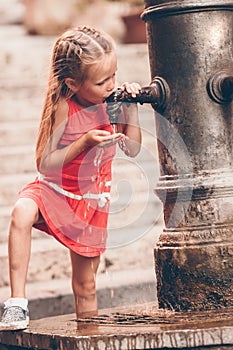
left=0, top=121, right=38, bottom=147
left=0, top=145, right=35, bottom=174
left=0, top=87, right=43, bottom=122
left=1, top=304, right=232, bottom=350
left=0, top=25, right=53, bottom=87
left=0, top=172, right=36, bottom=207
left=0, top=206, right=10, bottom=241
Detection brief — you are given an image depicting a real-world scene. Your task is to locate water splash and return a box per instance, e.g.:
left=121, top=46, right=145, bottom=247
left=94, top=147, right=104, bottom=168
left=112, top=124, right=117, bottom=134
left=91, top=260, right=96, bottom=283
left=118, top=137, right=130, bottom=156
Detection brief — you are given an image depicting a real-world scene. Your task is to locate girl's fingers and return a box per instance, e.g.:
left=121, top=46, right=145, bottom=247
left=96, top=130, right=111, bottom=136
left=121, top=82, right=141, bottom=97
left=103, top=132, right=124, bottom=140
left=98, top=133, right=125, bottom=148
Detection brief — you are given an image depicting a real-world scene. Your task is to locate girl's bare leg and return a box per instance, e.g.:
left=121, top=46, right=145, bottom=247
left=69, top=251, right=100, bottom=318
left=8, top=198, right=39, bottom=298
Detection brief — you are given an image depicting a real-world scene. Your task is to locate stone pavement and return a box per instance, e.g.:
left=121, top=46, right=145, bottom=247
left=1, top=304, right=233, bottom=349
left=0, top=21, right=163, bottom=318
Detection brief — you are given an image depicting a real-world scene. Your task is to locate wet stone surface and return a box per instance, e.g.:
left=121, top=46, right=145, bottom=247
left=1, top=303, right=233, bottom=349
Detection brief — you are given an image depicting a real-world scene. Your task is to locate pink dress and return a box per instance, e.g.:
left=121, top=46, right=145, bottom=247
left=19, top=98, right=116, bottom=257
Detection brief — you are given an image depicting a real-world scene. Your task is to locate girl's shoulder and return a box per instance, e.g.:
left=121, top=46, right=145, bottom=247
left=53, top=98, right=69, bottom=129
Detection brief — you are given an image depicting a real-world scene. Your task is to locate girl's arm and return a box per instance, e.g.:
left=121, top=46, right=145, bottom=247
left=39, top=98, right=123, bottom=173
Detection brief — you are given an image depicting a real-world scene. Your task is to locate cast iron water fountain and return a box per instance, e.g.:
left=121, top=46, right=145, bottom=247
left=108, top=0, right=233, bottom=313
left=1, top=0, right=233, bottom=349
left=143, top=0, right=233, bottom=312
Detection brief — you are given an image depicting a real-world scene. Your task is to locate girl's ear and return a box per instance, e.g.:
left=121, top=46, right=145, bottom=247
left=65, top=78, right=79, bottom=92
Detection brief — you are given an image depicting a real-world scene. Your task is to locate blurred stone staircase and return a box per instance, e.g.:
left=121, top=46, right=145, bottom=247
left=0, top=25, right=72, bottom=298
left=0, top=24, right=162, bottom=317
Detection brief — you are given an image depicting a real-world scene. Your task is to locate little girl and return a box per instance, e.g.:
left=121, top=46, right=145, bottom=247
left=0, top=26, right=141, bottom=330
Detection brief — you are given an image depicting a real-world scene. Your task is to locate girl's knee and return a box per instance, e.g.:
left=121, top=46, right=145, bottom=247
left=11, top=199, right=39, bottom=229
left=70, top=253, right=100, bottom=300
left=72, top=277, right=96, bottom=299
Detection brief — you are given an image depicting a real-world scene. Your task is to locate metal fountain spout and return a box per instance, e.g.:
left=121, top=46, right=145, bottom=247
left=106, top=77, right=170, bottom=124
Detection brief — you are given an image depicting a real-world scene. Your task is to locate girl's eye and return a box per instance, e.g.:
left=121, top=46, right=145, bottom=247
left=96, top=73, right=116, bottom=86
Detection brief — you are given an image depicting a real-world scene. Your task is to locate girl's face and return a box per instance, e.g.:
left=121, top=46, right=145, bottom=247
left=75, top=52, right=117, bottom=107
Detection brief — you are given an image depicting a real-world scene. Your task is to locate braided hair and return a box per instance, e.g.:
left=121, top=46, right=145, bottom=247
left=36, top=26, right=115, bottom=169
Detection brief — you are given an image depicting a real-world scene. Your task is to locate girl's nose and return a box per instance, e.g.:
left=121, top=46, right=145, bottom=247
left=107, top=78, right=115, bottom=92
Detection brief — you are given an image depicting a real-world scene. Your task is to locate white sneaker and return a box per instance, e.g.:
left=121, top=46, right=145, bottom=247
left=0, top=300, right=29, bottom=330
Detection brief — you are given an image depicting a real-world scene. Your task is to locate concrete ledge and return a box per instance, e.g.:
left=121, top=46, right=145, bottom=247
left=1, top=304, right=233, bottom=349
left=2, top=268, right=233, bottom=349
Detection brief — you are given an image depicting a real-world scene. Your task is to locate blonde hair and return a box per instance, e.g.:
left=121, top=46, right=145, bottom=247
left=36, top=26, right=115, bottom=169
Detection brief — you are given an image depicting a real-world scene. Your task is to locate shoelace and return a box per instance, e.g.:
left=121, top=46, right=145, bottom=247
left=2, top=306, right=26, bottom=322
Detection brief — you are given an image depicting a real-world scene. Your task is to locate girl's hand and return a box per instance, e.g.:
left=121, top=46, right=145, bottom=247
left=83, top=129, right=124, bottom=147
left=119, top=81, right=141, bottom=125
left=116, top=81, right=142, bottom=157
left=121, top=82, right=141, bottom=98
